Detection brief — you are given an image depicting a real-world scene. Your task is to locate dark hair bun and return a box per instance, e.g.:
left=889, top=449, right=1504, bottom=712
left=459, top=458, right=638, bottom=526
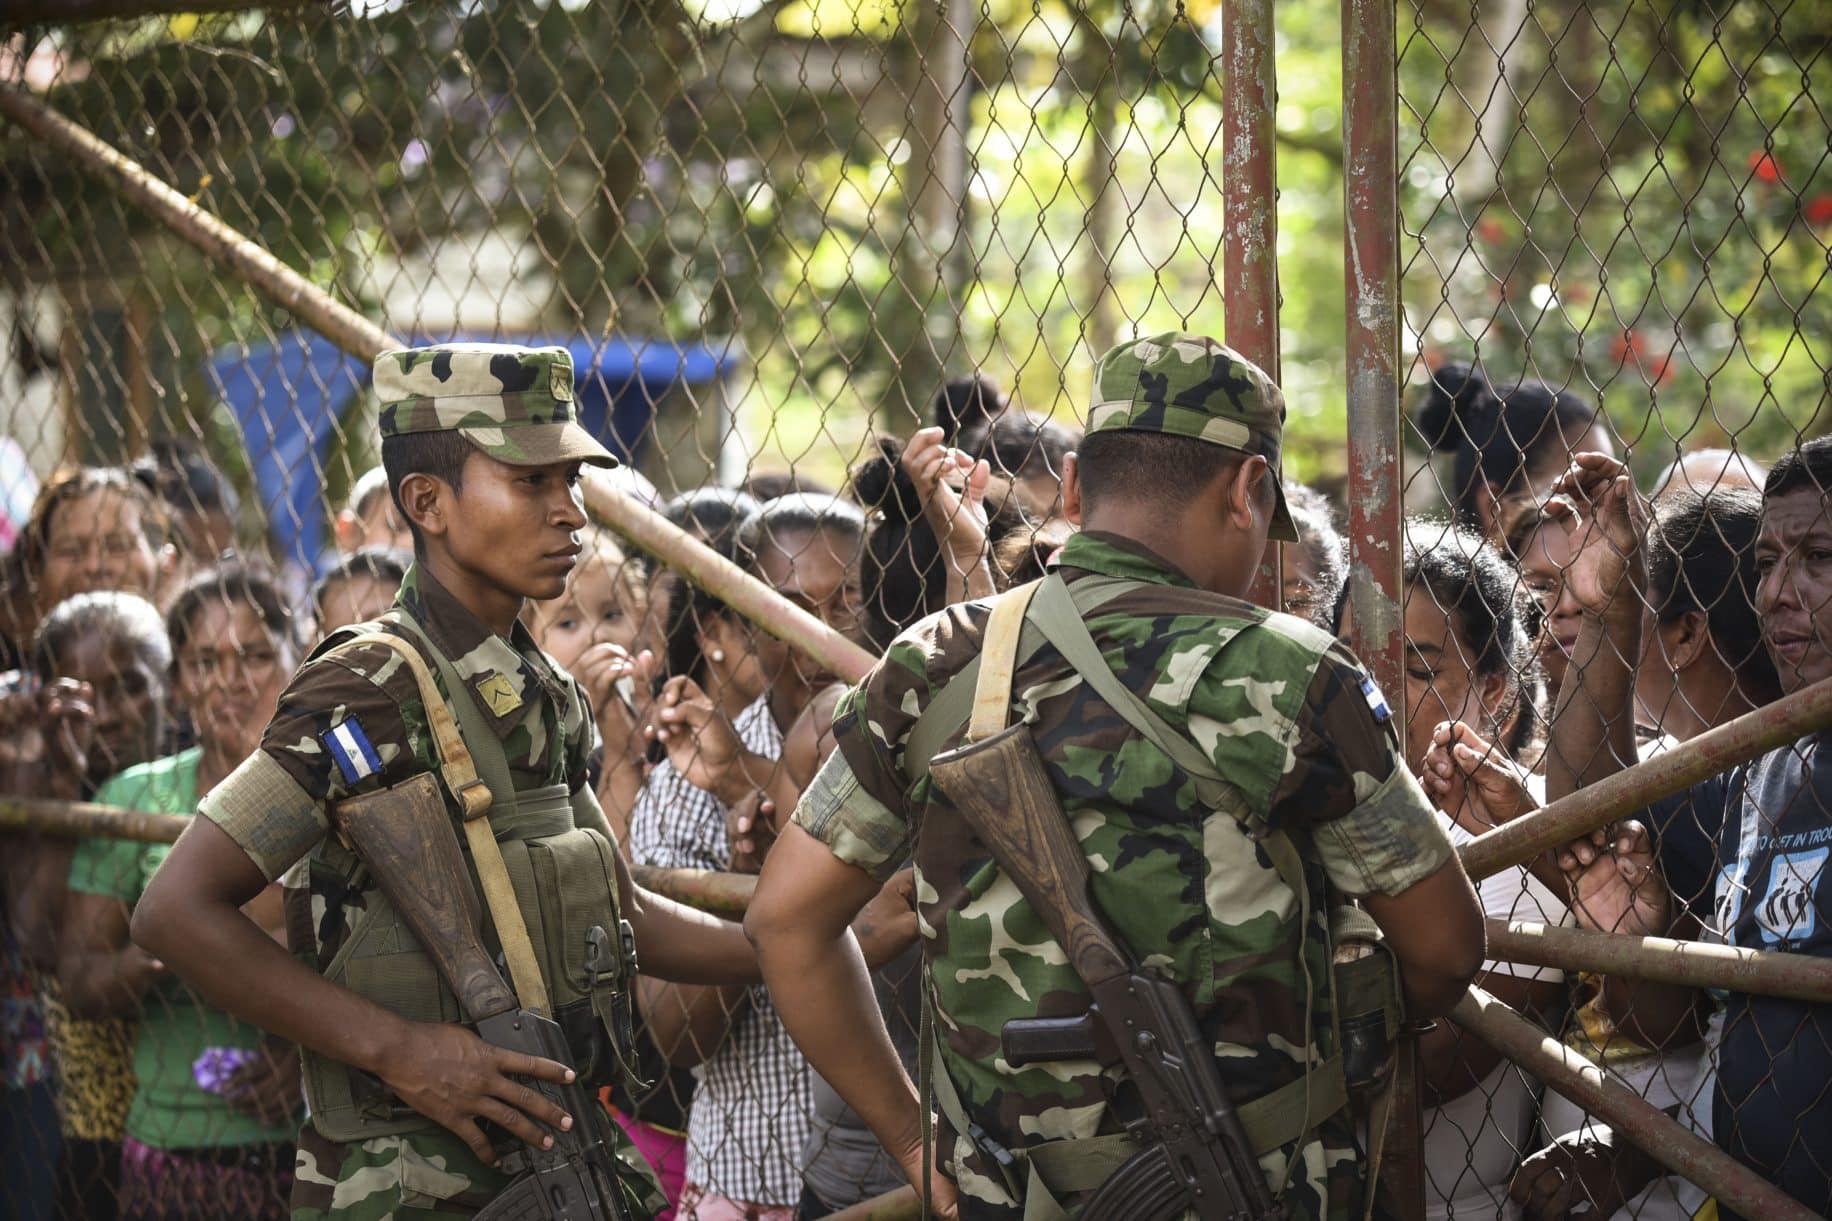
left=852, top=437, right=925, bottom=525
left=931, top=375, right=1009, bottom=444
left=1416, top=363, right=1495, bottom=452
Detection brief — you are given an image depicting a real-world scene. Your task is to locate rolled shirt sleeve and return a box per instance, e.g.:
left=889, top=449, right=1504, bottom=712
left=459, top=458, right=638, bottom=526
left=198, top=644, right=429, bottom=884
left=1265, top=644, right=1454, bottom=898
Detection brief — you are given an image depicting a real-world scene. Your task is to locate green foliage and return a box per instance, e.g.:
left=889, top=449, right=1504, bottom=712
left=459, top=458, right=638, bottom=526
left=1, top=0, right=1822, bottom=499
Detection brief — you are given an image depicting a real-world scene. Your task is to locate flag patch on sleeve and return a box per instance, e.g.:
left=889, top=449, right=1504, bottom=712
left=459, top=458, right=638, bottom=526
left=322, top=718, right=384, bottom=785
left=1360, top=674, right=1392, bottom=723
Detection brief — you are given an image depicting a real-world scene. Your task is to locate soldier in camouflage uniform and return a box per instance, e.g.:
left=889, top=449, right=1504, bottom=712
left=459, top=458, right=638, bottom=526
left=136, top=343, right=771, bottom=1219
left=747, top=334, right=1488, bottom=1220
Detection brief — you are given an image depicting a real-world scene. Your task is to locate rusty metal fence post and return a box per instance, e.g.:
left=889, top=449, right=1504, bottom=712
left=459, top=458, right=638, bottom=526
left=1341, top=1, right=1422, bottom=1215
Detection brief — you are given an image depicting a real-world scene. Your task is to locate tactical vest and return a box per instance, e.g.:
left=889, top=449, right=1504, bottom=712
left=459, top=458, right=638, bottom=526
left=297, top=611, right=641, bottom=1143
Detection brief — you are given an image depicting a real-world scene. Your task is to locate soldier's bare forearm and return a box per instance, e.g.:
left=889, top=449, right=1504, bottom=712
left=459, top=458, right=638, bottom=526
left=749, top=830, right=925, bottom=1167
left=132, top=816, right=415, bottom=1078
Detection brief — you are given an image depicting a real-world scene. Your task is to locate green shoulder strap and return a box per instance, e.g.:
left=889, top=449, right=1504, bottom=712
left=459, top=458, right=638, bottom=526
left=904, top=578, right=1136, bottom=784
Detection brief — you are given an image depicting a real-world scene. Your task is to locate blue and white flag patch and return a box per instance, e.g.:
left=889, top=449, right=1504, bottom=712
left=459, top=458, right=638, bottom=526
left=1360, top=674, right=1392, bottom=723
left=322, top=717, right=384, bottom=785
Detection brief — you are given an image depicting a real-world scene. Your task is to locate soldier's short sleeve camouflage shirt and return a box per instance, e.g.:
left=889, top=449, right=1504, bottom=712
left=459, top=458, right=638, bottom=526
left=196, top=562, right=631, bottom=1215
left=794, top=530, right=1452, bottom=1221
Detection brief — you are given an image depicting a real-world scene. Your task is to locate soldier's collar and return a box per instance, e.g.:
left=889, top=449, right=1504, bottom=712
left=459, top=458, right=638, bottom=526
left=1053, top=530, right=1200, bottom=590
left=395, top=563, right=561, bottom=729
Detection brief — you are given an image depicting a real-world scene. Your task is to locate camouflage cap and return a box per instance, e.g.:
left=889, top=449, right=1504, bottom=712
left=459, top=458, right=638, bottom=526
left=373, top=343, right=617, bottom=469
left=1087, top=332, right=1296, bottom=541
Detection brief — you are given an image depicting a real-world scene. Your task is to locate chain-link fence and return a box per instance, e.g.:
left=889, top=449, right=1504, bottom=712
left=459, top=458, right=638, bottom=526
left=1, top=0, right=1829, bottom=1218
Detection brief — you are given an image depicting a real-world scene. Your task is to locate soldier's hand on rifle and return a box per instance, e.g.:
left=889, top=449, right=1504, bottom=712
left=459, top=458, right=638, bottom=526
left=1546, top=453, right=1650, bottom=621
left=1557, top=819, right=1672, bottom=937
left=378, top=1021, right=579, bottom=1167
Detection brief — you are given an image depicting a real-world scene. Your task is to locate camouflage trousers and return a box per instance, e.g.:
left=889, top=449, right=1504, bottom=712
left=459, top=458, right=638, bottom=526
left=290, top=1111, right=667, bottom=1219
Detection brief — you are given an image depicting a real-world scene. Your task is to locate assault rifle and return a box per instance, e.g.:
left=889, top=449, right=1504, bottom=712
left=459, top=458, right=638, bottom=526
left=928, top=722, right=1288, bottom=1221
left=335, top=772, right=626, bottom=1221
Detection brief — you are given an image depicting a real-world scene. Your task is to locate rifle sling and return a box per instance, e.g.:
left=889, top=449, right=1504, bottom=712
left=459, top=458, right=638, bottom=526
left=905, top=577, right=1134, bottom=782
left=331, top=623, right=553, bottom=1017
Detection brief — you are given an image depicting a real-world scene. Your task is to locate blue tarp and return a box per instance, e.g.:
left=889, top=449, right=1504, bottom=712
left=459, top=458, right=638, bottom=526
left=207, top=331, right=730, bottom=573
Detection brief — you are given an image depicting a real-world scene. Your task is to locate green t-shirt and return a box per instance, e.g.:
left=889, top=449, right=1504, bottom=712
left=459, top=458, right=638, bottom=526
left=67, top=748, right=299, bottom=1151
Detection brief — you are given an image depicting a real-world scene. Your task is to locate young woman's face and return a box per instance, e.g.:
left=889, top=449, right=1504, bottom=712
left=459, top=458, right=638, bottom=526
left=175, top=599, right=295, bottom=765
left=52, top=633, right=166, bottom=787
left=38, top=489, right=160, bottom=610
left=528, top=557, right=644, bottom=670
left=1516, top=521, right=1581, bottom=694
left=752, top=527, right=865, bottom=716
left=1401, top=591, right=1500, bottom=776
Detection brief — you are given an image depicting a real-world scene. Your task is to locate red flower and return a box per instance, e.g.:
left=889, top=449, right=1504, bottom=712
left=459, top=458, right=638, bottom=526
left=1749, top=150, right=1783, bottom=185
left=1476, top=217, right=1507, bottom=244
left=1805, top=194, right=1832, bottom=228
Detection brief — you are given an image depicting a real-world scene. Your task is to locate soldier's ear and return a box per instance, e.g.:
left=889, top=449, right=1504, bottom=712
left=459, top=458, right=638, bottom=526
left=1061, top=452, right=1084, bottom=526
left=396, top=472, right=449, bottom=544
left=1223, top=455, right=1270, bottom=530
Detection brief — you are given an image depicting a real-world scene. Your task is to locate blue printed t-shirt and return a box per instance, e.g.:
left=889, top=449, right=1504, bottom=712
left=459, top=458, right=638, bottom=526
left=1644, top=734, right=1832, bottom=1218
left=67, top=748, right=299, bottom=1151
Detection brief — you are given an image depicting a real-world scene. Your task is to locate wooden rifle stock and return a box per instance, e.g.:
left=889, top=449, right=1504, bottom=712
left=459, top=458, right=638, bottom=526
left=332, top=772, right=517, bottom=1022
left=929, top=723, right=1130, bottom=985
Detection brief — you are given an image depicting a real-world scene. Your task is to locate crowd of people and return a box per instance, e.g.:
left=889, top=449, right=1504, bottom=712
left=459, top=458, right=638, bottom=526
left=0, top=347, right=1824, bottom=1221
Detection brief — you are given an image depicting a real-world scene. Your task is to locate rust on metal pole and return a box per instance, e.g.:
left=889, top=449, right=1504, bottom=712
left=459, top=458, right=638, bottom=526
left=629, top=864, right=757, bottom=922
left=584, top=474, right=876, bottom=686
left=0, top=78, right=879, bottom=685
left=1341, top=0, right=1404, bottom=708
left=1461, top=675, right=1832, bottom=881
left=0, top=79, right=397, bottom=363
left=1452, top=985, right=1820, bottom=1220
left=1, top=795, right=765, bottom=919
left=1222, top=0, right=1281, bottom=609
left=0, top=797, right=188, bottom=845
left=1338, top=4, right=1419, bottom=1213
left=1487, top=919, right=1832, bottom=1002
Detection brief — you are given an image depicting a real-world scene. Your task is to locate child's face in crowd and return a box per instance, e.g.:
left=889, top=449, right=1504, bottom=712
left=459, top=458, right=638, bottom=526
left=752, top=527, right=864, bottom=714
left=528, top=556, right=643, bottom=670
left=438, top=455, right=589, bottom=604
left=175, top=598, right=295, bottom=764
left=1755, top=487, right=1832, bottom=694
left=317, top=573, right=401, bottom=637
left=1398, top=590, right=1505, bottom=777
left=53, top=634, right=165, bottom=787
left=39, top=489, right=161, bottom=611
